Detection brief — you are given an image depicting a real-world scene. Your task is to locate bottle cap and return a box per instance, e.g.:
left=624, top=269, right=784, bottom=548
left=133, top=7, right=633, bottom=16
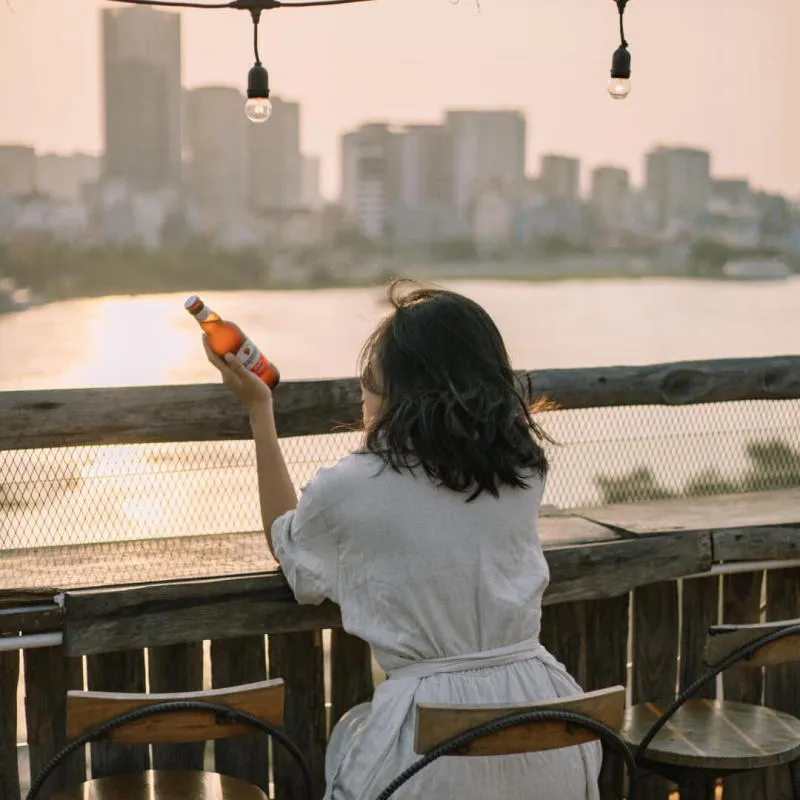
left=185, top=295, right=203, bottom=314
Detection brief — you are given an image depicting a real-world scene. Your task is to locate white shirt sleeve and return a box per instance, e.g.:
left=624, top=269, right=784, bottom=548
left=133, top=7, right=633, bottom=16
left=271, top=477, right=339, bottom=606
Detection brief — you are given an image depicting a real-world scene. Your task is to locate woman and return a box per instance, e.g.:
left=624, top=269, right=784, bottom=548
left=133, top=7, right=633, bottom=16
left=203, top=281, right=601, bottom=799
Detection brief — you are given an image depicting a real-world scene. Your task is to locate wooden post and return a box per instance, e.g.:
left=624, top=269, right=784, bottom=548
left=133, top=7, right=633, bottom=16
left=269, top=631, right=327, bottom=800
left=148, top=642, right=205, bottom=771
left=210, top=636, right=268, bottom=792
left=584, top=595, right=630, bottom=800
left=0, top=649, right=20, bottom=800
left=678, top=576, right=720, bottom=800
left=631, top=581, right=679, bottom=800
left=330, top=630, right=373, bottom=731
left=763, top=568, right=800, bottom=800
left=85, top=651, right=149, bottom=778
left=540, top=601, right=588, bottom=687
left=23, top=646, right=85, bottom=796
left=721, top=571, right=765, bottom=800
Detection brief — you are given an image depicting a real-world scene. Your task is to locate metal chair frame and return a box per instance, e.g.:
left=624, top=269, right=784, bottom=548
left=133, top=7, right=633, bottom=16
left=26, top=700, right=314, bottom=800
left=374, top=707, right=638, bottom=800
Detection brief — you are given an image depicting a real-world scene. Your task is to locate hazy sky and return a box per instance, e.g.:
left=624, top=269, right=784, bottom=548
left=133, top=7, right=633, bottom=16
left=1, top=0, right=797, bottom=199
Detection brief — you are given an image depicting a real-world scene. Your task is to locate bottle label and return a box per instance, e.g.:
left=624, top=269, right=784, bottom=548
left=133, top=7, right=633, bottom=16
left=194, top=306, right=212, bottom=323
left=234, top=337, right=270, bottom=375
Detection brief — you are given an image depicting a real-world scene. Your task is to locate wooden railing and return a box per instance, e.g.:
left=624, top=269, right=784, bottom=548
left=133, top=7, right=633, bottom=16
left=1, top=356, right=800, bottom=800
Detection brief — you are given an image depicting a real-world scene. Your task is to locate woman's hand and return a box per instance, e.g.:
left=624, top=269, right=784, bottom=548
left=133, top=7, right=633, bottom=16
left=203, top=335, right=273, bottom=413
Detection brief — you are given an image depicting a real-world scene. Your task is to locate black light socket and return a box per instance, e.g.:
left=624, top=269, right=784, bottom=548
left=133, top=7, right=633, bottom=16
left=247, top=63, right=270, bottom=99
left=610, top=44, right=631, bottom=79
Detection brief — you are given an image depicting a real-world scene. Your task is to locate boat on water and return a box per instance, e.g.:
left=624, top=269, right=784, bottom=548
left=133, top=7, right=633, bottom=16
left=722, top=258, right=792, bottom=281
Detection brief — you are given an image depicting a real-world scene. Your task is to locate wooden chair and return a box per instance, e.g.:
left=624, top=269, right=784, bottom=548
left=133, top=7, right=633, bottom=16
left=373, top=685, right=636, bottom=800
left=622, top=618, right=800, bottom=797
left=25, top=678, right=313, bottom=800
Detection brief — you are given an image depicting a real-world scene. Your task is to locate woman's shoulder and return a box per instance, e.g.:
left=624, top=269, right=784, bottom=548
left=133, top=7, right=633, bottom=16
left=304, top=450, right=386, bottom=502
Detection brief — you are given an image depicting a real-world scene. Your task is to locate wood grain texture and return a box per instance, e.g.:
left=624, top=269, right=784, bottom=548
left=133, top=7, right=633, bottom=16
left=85, top=651, right=149, bottom=779
left=0, top=649, right=20, bottom=800
left=50, top=770, right=268, bottom=800
left=210, top=638, right=269, bottom=793
left=763, top=568, right=800, bottom=800
left=66, top=679, right=284, bottom=745
left=583, top=595, right=630, bottom=800
left=24, top=646, right=86, bottom=796
left=574, top=488, right=800, bottom=536
left=678, top=576, right=720, bottom=800
left=0, top=604, right=62, bottom=635
left=705, top=621, right=800, bottom=668
left=630, top=581, right=680, bottom=800
left=268, top=631, right=327, bottom=800
left=3, top=355, right=798, bottom=450
left=720, top=571, right=765, bottom=800
left=622, top=699, right=800, bottom=770
left=414, top=686, right=626, bottom=756
left=713, top=525, right=800, bottom=563
left=330, top=629, right=373, bottom=729
left=147, top=642, right=205, bottom=771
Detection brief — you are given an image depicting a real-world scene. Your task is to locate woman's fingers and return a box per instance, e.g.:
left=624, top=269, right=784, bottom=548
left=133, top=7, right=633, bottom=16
left=202, top=335, right=228, bottom=372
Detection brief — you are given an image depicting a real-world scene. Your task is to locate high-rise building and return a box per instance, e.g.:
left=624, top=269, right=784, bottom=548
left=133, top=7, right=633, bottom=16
left=301, top=156, right=323, bottom=209
left=0, top=146, right=36, bottom=197
left=590, top=165, right=630, bottom=223
left=540, top=154, right=581, bottom=201
left=101, top=6, right=182, bottom=192
left=185, top=87, right=248, bottom=224
left=247, top=97, right=303, bottom=211
left=445, top=111, right=526, bottom=216
left=645, top=146, right=711, bottom=229
left=341, top=123, right=402, bottom=240
left=36, top=154, right=101, bottom=202
left=395, top=124, right=451, bottom=209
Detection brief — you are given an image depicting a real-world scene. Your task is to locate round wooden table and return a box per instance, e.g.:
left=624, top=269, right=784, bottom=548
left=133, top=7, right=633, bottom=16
left=52, top=770, right=269, bottom=800
left=623, top=698, right=800, bottom=771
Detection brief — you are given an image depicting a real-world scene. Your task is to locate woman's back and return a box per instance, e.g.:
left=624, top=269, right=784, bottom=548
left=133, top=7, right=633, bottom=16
left=311, top=452, right=550, bottom=671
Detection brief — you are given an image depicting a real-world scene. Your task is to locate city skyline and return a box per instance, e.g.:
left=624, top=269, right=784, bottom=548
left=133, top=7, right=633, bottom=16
left=0, top=0, right=797, bottom=200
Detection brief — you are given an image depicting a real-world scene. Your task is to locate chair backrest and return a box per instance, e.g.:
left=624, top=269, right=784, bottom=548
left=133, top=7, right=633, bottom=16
left=66, top=678, right=284, bottom=744
left=704, top=619, right=800, bottom=668
left=414, top=685, right=625, bottom=757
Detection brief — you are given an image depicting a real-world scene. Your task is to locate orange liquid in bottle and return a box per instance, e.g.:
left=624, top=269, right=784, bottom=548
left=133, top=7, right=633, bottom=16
left=185, top=295, right=280, bottom=388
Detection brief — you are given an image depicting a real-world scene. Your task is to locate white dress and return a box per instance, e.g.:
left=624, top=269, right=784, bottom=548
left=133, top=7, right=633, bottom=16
left=271, top=452, right=601, bottom=800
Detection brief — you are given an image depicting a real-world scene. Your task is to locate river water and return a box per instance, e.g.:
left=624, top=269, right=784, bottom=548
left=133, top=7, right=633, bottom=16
left=1, top=277, right=799, bottom=565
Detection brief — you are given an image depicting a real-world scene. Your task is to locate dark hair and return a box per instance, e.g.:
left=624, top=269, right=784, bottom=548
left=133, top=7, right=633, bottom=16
left=359, top=280, right=550, bottom=501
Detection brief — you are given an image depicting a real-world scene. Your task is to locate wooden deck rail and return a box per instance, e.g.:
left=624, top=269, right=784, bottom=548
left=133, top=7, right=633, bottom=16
left=2, top=355, right=800, bottom=799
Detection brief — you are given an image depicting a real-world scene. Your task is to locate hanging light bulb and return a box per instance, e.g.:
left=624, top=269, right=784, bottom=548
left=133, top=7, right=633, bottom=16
left=246, top=63, right=272, bottom=122
left=607, top=0, right=632, bottom=100
left=608, top=44, right=631, bottom=100
left=244, top=7, right=272, bottom=123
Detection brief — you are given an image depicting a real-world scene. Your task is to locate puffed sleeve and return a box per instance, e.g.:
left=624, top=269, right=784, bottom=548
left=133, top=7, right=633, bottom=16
left=271, top=475, right=339, bottom=606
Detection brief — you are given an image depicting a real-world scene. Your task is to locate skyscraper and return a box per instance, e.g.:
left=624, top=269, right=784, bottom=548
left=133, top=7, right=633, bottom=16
left=101, top=6, right=182, bottom=192
left=340, top=123, right=402, bottom=240
left=590, top=165, right=630, bottom=224
left=445, top=110, right=526, bottom=216
left=185, top=87, right=248, bottom=225
left=395, top=124, right=451, bottom=209
left=247, top=97, right=303, bottom=212
left=0, top=146, right=36, bottom=197
left=645, top=146, right=711, bottom=229
left=540, top=155, right=581, bottom=201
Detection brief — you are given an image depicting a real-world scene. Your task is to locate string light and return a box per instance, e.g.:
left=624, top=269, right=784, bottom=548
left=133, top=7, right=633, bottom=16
left=608, top=0, right=632, bottom=100
left=107, top=0, right=375, bottom=122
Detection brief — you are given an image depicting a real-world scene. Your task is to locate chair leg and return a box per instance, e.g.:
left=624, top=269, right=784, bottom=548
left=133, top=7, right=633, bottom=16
left=790, top=758, right=800, bottom=800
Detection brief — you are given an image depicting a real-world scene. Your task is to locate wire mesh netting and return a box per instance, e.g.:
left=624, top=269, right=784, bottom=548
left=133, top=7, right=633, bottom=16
left=1, top=399, right=799, bottom=590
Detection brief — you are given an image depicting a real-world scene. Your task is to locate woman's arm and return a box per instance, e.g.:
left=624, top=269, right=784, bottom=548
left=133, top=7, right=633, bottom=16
left=249, top=402, right=297, bottom=559
left=202, top=336, right=296, bottom=560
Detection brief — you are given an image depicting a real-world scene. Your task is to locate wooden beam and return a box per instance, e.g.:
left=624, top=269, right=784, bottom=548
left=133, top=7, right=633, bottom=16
left=3, top=355, right=798, bottom=450
left=62, top=526, right=711, bottom=656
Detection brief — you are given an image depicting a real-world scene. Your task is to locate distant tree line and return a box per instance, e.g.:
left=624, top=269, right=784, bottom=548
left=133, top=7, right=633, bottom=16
left=596, top=439, right=800, bottom=505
